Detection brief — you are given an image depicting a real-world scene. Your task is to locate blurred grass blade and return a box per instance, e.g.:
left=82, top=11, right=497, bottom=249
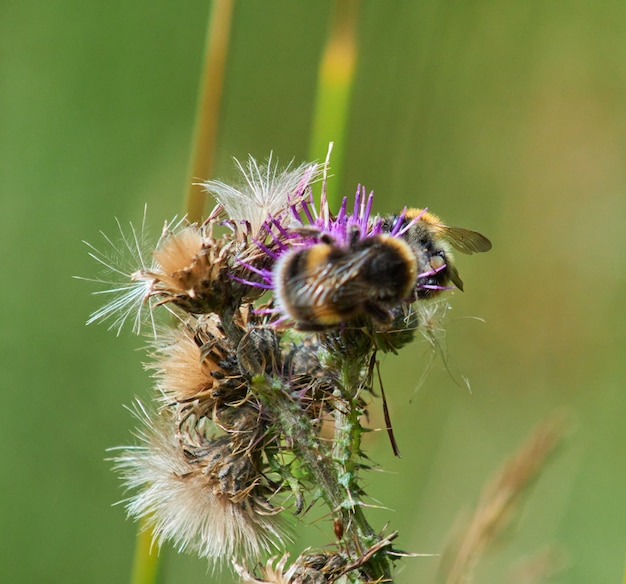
left=184, top=0, right=235, bottom=222
left=130, top=4, right=235, bottom=583
left=309, top=0, right=360, bottom=207
left=439, top=412, right=568, bottom=584
left=130, top=524, right=159, bottom=584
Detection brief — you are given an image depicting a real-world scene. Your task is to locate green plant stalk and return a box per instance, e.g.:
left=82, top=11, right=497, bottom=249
left=309, top=0, right=360, bottom=207
left=255, top=370, right=394, bottom=582
left=184, top=0, right=234, bottom=223
left=130, top=524, right=159, bottom=584
left=334, top=357, right=394, bottom=579
left=129, top=4, right=235, bottom=583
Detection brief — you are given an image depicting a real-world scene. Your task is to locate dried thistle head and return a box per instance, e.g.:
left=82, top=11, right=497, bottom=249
left=149, top=313, right=246, bottom=409
left=234, top=555, right=294, bottom=584
left=114, top=404, right=287, bottom=563
left=82, top=158, right=324, bottom=334
left=202, top=154, right=322, bottom=236
left=234, top=531, right=401, bottom=584
left=134, top=216, right=266, bottom=316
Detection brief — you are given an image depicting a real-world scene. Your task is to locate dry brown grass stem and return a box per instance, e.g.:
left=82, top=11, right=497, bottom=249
left=440, top=412, right=568, bottom=584
left=184, top=0, right=234, bottom=222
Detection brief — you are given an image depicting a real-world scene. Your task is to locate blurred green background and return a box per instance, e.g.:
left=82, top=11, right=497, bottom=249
left=1, top=1, right=624, bottom=582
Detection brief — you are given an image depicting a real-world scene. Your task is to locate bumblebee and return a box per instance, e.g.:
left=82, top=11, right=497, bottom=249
left=273, top=234, right=418, bottom=330
left=382, top=208, right=492, bottom=299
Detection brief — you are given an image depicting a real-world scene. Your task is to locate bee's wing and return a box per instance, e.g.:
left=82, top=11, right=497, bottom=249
left=447, top=263, right=464, bottom=292
left=438, top=225, right=492, bottom=254
left=330, top=249, right=374, bottom=286
left=293, top=249, right=372, bottom=305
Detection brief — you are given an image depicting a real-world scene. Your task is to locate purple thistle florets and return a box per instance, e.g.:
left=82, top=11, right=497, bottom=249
left=242, top=187, right=413, bottom=289
left=236, top=186, right=437, bottom=330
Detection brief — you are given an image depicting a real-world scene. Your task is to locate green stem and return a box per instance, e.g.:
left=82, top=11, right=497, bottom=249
left=184, top=0, right=235, bottom=222
left=257, top=374, right=394, bottom=582
left=309, top=0, right=360, bottom=207
left=129, top=5, right=235, bottom=583
left=334, top=358, right=394, bottom=580
left=130, top=523, right=159, bottom=584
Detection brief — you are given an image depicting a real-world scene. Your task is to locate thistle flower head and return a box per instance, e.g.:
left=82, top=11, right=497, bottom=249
left=83, top=151, right=491, bottom=579
left=114, top=403, right=287, bottom=562
left=202, top=154, right=322, bottom=236
left=239, top=187, right=423, bottom=330
left=149, top=314, right=245, bottom=407
left=131, top=210, right=269, bottom=316
left=287, top=184, right=382, bottom=246
left=234, top=555, right=294, bottom=584
left=82, top=158, right=326, bottom=335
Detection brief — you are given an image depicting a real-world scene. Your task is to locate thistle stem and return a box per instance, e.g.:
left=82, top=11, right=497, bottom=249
left=258, top=373, right=394, bottom=582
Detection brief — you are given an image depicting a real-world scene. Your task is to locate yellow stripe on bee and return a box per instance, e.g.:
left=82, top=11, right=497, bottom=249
left=405, top=208, right=442, bottom=225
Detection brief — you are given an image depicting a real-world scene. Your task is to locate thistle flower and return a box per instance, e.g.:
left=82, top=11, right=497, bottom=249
left=83, top=153, right=492, bottom=581
left=238, top=187, right=427, bottom=332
